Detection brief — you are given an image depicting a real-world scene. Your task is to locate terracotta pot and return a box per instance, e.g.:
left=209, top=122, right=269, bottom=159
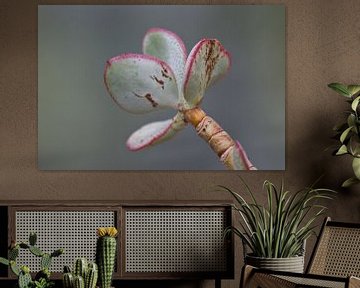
left=245, top=254, right=305, bottom=273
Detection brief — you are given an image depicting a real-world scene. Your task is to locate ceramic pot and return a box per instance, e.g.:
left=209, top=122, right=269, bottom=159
left=245, top=254, right=305, bottom=273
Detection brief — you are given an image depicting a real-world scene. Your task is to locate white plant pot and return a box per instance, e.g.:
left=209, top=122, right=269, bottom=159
left=245, top=254, right=305, bottom=273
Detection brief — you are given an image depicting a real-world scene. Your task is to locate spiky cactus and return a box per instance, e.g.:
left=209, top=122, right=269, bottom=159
left=96, top=227, right=118, bottom=288
left=85, top=262, right=98, bottom=288
left=18, top=266, right=32, bottom=288
left=63, top=273, right=74, bottom=288
left=0, top=232, right=64, bottom=288
left=74, top=258, right=88, bottom=280
left=62, top=260, right=98, bottom=288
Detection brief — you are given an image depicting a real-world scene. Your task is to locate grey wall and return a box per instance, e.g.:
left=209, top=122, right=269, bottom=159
left=1, top=1, right=360, bottom=288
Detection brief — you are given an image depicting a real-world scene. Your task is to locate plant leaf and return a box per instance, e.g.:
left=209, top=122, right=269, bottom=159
left=0, top=257, right=9, bottom=266
left=347, top=85, right=360, bottom=97
left=352, top=157, right=360, bottom=179
left=352, top=96, right=360, bottom=111
left=347, top=114, right=358, bottom=133
left=348, top=135, right=360, bottom=157
left=143, top=28, right=187, bottom=93
left=340, top=126, right=353, bottom=143
left=126, top=112, right=186, bottom=151
left=336, top=144, right=348, bottom=155
left=342, top=177, right=360, bottom=188
left=104, top=53, right=179, bottom=113
left=328, top=83, right=350, bottom=97
left=183, top=39, right=230, bottom=107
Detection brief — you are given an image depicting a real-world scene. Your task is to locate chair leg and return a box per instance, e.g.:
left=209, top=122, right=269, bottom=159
left=240, top=265, right=255, bottom=288
left=215, top=278, right=221, bottom=288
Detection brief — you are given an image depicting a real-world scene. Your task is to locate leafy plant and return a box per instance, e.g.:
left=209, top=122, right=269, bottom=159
left=328, top=83, right=360, bottom=187
left=0, top=232, right=63, bottom=288
left=221, top=178, right=335, bottom=258
left=32, top=278, right=54, bottom=288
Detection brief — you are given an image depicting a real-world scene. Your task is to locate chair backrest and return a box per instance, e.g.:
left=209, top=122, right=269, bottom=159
left=307, top=217, right=360, bottom=277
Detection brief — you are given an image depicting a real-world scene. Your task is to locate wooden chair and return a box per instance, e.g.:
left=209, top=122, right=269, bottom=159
left=241, top=217, right=360, bottom=288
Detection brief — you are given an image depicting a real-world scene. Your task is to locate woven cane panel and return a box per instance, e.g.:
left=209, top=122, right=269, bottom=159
left=276, top=275, right=345, bottom=288
left=125, top=210, right=227, bottom=273
left=15, top=211, right=115, bottom=272
left=310, top=226, right=360, bottom=277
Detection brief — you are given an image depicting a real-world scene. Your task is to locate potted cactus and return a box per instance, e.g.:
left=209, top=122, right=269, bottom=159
left=96, top=227, right=117, bottom=288
left=62, top=258, right=98, bottom=288
left=0, top=232, right=63, bottom=288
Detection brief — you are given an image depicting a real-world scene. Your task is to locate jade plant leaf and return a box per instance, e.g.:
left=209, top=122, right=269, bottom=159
left=126, top=112, right=186, bottom=151
left=143, top=28, right=187, bottom=93
left=183, top=39, right=230, bottom=107
left=104, top=53, right=179, bottom=113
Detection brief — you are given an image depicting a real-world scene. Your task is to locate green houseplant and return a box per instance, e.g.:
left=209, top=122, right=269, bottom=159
left=0, top=232, right=63, bottom=288
left=221, top=178, right=334, bottom=272
left=328, top=83, right=360, bottom=187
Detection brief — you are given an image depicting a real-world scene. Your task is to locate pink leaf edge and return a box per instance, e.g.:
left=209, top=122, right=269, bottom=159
left=126, top=120, right=174, bottom=151
left=142, top=27, right=187, bottom=59
left=103, top=53, right=176, bottom=107
left=183, top=39, right=231, bottom=91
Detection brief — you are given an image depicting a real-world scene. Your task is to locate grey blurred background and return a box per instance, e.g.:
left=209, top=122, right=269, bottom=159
left=38, top=5, right=285, bottom=170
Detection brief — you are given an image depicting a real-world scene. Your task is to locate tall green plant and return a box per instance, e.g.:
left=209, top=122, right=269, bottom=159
left=328, top=83, right=360, bottom=187
left=222, top=179, right=335, bottom=258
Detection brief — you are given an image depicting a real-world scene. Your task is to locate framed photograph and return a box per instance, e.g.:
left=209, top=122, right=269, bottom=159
left=38, top=5, right=285, bottom=170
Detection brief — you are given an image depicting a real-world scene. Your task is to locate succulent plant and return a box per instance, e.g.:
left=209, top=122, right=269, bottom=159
left=0, top=232, right=63, bottom=288
left=96, top=227, right=118, bottom=288
left=328, top=83, right=360, bottom=187
left=62, top=259, right=98, bottom=288
left=73, top=275, right=85, bottom=288
left=104, top=28, right=256, bottom=170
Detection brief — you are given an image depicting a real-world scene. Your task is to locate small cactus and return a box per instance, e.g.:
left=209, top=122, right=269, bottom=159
left=96, top=227, right=118, bottom=288
left=18, top=268, right=32, bottom=288
left=74, top=275, right=85, bottom=288
left=63, top=272, right=74, bottom=288
left=63, top=259, right=98, bottom=288
left=85, top=262, right=98, bottom=288
left=0, top=232, right=63, bottom=288
left=9, top=246, right=19, bottom=260
left=51, top=248, right=64, bottom=258
left=41, top=253, right=52, bottom=270
left=29, top=232, right=37, bottom=246
left=74, top=258, right=88, bottom=279
left=29, top=245, right=44, bottom=257
left=10, top=260, right=20, bottom=276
